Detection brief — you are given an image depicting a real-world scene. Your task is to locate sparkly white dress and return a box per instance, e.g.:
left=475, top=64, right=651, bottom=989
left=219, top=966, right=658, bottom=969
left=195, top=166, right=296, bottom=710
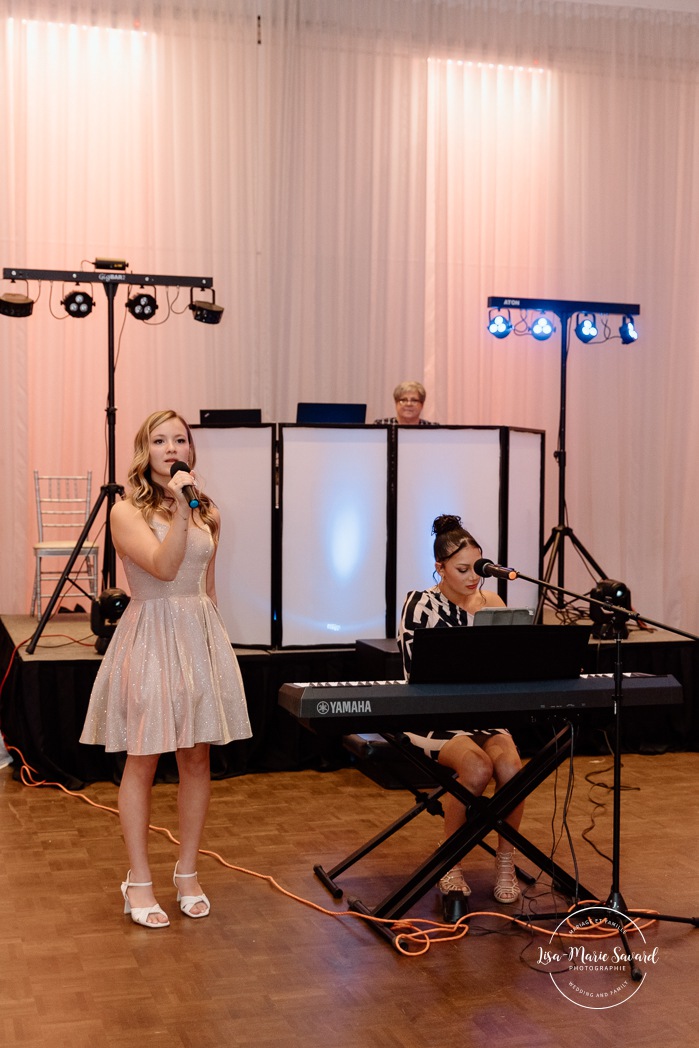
left=80, top=520, right=252, bottom=755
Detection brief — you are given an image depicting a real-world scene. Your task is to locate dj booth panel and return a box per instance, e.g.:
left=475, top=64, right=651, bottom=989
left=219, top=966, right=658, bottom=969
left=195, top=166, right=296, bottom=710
left=279, top=426, right=389, bottom=647
left=191, top=424, right=545, bottom=647
left=506, top=428, right=545, bottom=611
left=0, top=616, right=359, bottom=788
left=394, top=427, right=543, bottom=633
left=193, top=424, right=275, bottom=646
left=395, top=429, right=501, bottom=626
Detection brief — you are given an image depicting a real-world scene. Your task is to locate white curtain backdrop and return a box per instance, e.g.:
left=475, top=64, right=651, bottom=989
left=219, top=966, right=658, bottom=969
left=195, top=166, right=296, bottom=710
left=2, top=0, right=699, bottom=637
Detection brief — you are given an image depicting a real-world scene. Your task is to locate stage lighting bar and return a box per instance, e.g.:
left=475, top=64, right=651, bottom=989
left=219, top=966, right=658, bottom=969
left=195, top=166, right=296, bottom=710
left=487, top=296, right=640, bottom=346
left=3, top=266, right=213, bottom=290
left=488, top=296, right=640, bottom=317
left=3, top=265, right=220, bottom=325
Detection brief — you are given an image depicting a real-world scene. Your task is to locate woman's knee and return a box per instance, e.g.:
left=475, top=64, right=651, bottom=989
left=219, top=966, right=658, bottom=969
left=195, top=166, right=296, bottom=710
left=441, top=742, right=493, bottom=791
left=491, top=748, right=522, bottom=784
left=465, top=752, right=495, bottom=791
left=176, top=743, right=210, bottom=777
left=123, top=752, right=160, bottom=783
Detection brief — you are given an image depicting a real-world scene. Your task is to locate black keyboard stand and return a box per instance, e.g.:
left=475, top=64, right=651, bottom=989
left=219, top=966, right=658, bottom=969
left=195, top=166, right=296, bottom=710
left=314, top=736, right=534, bottom=901
left=314, top=779, right=449, bottom=900
left=339, top=722, right=598, bottom=943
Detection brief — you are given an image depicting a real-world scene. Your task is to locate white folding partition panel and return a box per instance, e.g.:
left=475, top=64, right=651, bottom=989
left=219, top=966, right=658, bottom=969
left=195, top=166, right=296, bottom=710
left=191, top=424, right=543, bottom=648
left=192, top=425, right=274, bottom=646
left=394, top=428, right=503, bottom=628
left=506, top=429, right=545, bottom=611
left=280, top=426, right=389, bottom=647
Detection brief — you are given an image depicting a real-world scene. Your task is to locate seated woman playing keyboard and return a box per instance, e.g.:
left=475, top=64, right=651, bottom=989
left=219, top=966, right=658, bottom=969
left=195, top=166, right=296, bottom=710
left=398, top=514, right=523, bottom=905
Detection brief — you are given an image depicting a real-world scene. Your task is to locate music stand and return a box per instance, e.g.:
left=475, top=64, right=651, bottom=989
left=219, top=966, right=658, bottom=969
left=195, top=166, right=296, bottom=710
left=6, top=264, right=216, bottom=655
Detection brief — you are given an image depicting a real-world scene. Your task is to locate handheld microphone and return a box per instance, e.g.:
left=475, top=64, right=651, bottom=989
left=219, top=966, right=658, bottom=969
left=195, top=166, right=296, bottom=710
left=169, top=460, right=200, bottom=508
left=474, top=558, right=518, bottom=582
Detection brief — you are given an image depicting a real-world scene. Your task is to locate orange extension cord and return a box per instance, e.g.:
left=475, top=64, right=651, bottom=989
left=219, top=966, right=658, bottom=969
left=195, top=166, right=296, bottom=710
left=1, top=634, right=658, bottom=957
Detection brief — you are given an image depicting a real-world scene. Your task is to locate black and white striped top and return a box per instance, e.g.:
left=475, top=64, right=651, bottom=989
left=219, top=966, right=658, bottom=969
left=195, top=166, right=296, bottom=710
left=397, top=586, right=509, bottom=750
left=373, top=417, right=439, bottom=426
left=398, top=586, right=473, bottom=679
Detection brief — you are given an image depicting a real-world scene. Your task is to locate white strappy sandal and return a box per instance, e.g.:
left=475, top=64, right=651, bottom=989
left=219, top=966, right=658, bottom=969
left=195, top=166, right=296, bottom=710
left=439, top=865, right=472, bottom=896
left=173, top=861, right=211, bottom=918
left=436, top=841, right=471, bottom=896
left=493, top=850, right=521, bottom=904
left=121, top=870, right=170, bottom=928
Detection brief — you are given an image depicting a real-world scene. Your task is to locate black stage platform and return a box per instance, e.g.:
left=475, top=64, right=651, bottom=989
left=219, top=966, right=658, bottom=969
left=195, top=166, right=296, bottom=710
left=0, top=613, right=696, bottom=789
left=0, top=613, right=357, bottom=789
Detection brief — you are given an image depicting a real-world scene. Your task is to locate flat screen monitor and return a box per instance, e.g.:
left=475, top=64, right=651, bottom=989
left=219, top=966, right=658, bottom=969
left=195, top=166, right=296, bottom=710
left=295, top=402, right=367, bottom=424
left=200, top=408, right=262, bottom=426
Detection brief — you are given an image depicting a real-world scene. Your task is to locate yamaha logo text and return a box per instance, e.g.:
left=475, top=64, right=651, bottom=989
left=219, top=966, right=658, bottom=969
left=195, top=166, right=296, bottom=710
left=316, top=699, right=372, bottom=715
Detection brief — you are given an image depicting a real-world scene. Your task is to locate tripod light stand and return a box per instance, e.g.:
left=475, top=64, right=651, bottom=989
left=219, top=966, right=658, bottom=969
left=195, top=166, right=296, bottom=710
left=3, top=263, right=218, bottom=655
left=488, top=296, right=640, bottom=621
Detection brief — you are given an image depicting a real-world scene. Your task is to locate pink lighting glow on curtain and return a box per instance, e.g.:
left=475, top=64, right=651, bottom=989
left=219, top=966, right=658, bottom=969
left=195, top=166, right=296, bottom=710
left=2, top=0, right=699, bottom=637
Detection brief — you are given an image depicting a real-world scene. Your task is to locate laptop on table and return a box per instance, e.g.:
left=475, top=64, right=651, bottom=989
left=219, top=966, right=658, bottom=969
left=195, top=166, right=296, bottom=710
left=295, top=402, right=367, bottom=424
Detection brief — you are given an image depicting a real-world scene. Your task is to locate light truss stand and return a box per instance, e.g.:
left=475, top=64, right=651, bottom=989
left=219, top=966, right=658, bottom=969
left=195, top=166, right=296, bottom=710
left=537, top=310, right=609, bottom=619
left=6, top=264, right=215, bottom=655
left=488, top=297, right=640, bottom=622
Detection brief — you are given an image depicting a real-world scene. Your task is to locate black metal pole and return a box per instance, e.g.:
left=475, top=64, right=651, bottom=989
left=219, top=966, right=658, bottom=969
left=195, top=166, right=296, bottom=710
left=555, top=314, right=569, bottom=600
left=536, top=311, right=610, bottom=620
left=26, top=282, right=123, bottom=653
left=607, top=622, right=626, bottom=909
left=517, top=571, right=698, bottom=944
left=102, top=281, right=119, bottom=590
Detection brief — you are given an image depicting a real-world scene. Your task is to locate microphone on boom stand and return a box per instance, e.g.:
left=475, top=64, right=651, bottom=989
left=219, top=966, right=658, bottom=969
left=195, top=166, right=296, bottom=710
left=477, top=557, right=699, bottom=982
left=473, top=558, right=518, bottom=582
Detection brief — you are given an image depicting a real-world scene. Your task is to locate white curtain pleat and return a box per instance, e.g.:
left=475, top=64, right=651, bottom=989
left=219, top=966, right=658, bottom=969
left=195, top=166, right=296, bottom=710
left=2, top=0, right=699, bottom=637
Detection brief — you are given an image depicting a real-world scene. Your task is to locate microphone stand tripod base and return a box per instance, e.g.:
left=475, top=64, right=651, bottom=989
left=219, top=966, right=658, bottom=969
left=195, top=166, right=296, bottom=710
left=441, top=890, right=469, bottom=925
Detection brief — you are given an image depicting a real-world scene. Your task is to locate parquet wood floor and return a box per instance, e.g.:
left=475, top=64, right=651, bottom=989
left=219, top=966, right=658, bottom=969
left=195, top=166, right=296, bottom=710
left=0, top=750, right=697, bottom=1048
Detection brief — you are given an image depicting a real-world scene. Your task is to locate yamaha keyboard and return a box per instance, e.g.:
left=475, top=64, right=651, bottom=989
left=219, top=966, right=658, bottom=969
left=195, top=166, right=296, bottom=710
left=278, top=673, right=682, bottom=734
left=284, top=673, right=682, bottom=930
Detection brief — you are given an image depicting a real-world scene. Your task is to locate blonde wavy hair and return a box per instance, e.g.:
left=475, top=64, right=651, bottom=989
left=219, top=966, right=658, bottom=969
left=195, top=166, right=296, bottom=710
left=126, top=409, right=219, bottom=543
left=393, top=380, right=426, bottom=404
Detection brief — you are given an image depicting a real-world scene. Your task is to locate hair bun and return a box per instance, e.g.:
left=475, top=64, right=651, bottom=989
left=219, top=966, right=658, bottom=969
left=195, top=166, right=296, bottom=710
left=432, top=514, right=463, bottom=536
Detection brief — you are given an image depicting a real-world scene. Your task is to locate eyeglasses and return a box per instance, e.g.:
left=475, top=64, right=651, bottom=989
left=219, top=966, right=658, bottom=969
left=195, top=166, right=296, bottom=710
left=397, top=397, right=422, bottom=404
